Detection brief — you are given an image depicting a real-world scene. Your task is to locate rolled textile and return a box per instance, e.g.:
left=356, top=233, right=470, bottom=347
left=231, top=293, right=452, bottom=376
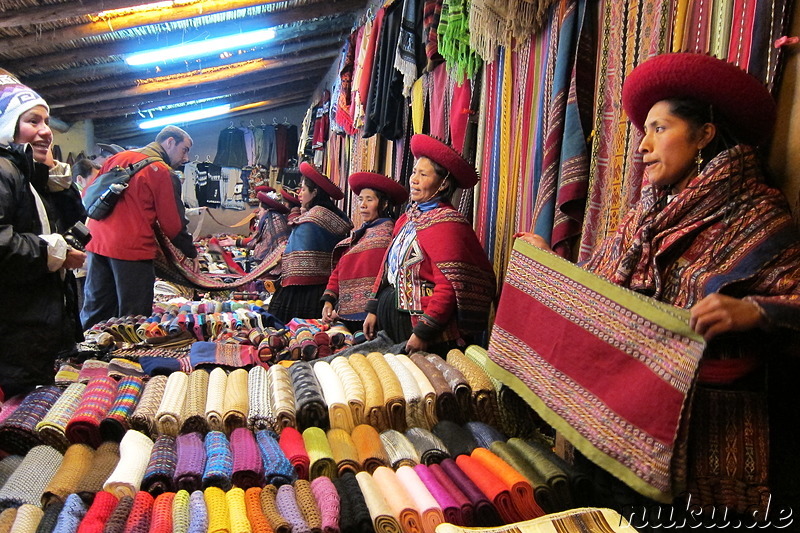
left=431, top=421, right=477, bottom=457
left=66, top=377, right=118, bottom=448
left=464, top=422, right=506, bottom=450
left=292, top=480, right=322, bottom=533
left=0, top=396, right=25, bottom=426
left=130, top=376, right=168, bottom=438
left=222, top=369, right=249, bottom=435
left=329, top=357, right=365, bottom=426
left=0, top=508, right=16, bottom=533
left=203, top=487, right=230, bottom=533
left=247, top=367, right=275, bottom=432
left=106, top=359, right=145, bottom=381
left=180, top=370, right=209, bottom=435
left=454, top=454, right=521, bottom=524
left=225, top=488, right=250, bottom=533
left=275, top=485, right=310, bottom=533
left=371, top=466, right=424, bottom=533
left=424, top=356, right=471, bottom=423
left=70, top=490, right=113, bottom=533
left=288, top=362, right=328, bottom=432
left=0, top=456, right=22, bottom=488
left=243, top=488, right=271, bottom=533
left=54, top=493, right=90, bottom=533
left=103, top=430, right=155, bottom=499
left=187, top=491, right=208, bottom=533
left=409, top=354, right=460, bottom=424
left=121, top=491, right=153, bottom=533
left=36, top=383, right=86, bottom=452
left=301, top=427, right=336, bottom=480
left=444, top=350, right=499, bottom=427
left=434, top=507, right=638, bottom=533
left=489, top=441, right=556, bottom=514
left=350, top=425, right=389, bottom=474
left=174, top=432, right=206, bottom=493
left=54, top=364, right=80, bottom=387
left=345, top=354, right=387, bottom=432
left=470, top=447, right=543, bottom=519
left=0, top=445, right=62, bottom=510
left=8, top=504, right=42, bottom=533
left=74, top=441, right=120, bottom=501
left=507, top=438, right=572, bottom=510
left=253, top=430, right=295, bottom=487
left=189, top=341, right=258, bottom=369
left=141, top=435, right=177, bottom=496
left=325, top=429, right=360, bottom=475
left=138, top=356, right=191, bottom=378
left=332, top=472, right=371, bottom=533
left=365, top=353, right=405, bottom=432
left=205, top=368, right=228, bottom=432
left=278, top=427, right=310, bottom=481
left=230, top=427, right=264, bottom=489
left=396, top=354, right=437, bottom=429
left=202, top=431, right=233, bottom=491
left=353, top=471, right=402, bottom=533
left=103, top=495, right=134, bottom=533
left=537, top=444, right=591, bottom=507
left=34, top=498, right=62, bottom=533
left=267, top=365, right=296, bottom=431
left=155, top=372, right=188, bottom=437
left=427, top=463, right=473, bottom=526
left=149, top=492, right=174, bottom=533
left=171, top=490, right=190, bottom=533
left=404, top=428, right=449, bottom=465
left=312, top=361, right=354, bottom=432
left=42, top=444, right=95, bottom=506
left=395, top=466, right=445, bottom=533
left=412, top=464, right=462, bottom=526
left=383, top=355, right=428, bottom=431
left=258, top=486, right=290, bottom=533
left=100, top=377, right=144, bottom=443
left=77, top=360, right=110, bottom=384
left=310, top=477, right=339, bottom=533
left=0, top=386, right=62, bottom=455
left=438, top=459, right=501, bottom=527
left=379, top=429, right=420, bottom=469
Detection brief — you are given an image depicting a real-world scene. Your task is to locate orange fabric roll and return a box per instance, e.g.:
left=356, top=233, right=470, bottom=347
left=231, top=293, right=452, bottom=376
left=454, top=454, right=522, bottom=524
left=371, top=466, right=424, bottom=533
left=244, top=487, right=273, bottom=533
left=350, top=424, right=389, bottom=474
left=471, top=447, right=544, bottom=520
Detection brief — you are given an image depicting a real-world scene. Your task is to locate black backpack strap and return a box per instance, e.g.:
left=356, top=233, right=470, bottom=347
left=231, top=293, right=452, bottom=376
left=117, top=156, right=162, bottom=186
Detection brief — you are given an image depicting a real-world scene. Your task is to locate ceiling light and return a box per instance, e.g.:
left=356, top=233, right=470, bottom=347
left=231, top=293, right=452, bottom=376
left=139, top=104, right=231, bottom=129
left=126, top=28, right=276, bottom=66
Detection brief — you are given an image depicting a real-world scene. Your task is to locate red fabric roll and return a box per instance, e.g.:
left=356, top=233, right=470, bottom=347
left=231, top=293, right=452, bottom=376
left=471, top=447, right=544, bottom=519
left=66, top=376, right=119, bottom=448
left=149, top=491, right=175, bottom=533
left=278, top=427, right=310, bottom=481
left=455, top=454, right=522, bottom=524
left=122, top=491, right=154, bottom=533
left=76, top=491, right=119, bottom=533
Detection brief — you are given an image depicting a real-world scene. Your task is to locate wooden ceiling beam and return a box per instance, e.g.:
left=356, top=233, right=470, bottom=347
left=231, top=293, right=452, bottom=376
left=0, top=0, right=142, bottom=28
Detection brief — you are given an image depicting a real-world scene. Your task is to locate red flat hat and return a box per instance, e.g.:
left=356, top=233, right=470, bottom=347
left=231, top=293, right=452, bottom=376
left=348, top=172, right=409, bottom=205
left=622, top=53, right=776, bottom=145
left=254, top=185, right=274, bottom=193
left=299, top=161, right=344, bottom=200
left=280, top=188, right=301, bottom=206
left=257, top=191, right=289, bottom=214
left=410, top=134, right=479, bottom=189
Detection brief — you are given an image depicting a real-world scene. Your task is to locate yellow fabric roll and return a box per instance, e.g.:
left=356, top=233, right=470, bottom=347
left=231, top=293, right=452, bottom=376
left=351, top=424, right=390, bottom=474
left=355, top=471, right=403, bottom=533
left=226, top=487, right=252, bottom=533
left=156, top=371, right=189, bottom=437
left=383, top=354, right=427, bottom=431
left=268, top=365, right=296, bottom=431
left=448, top=349, right=500, bottom=427
left=411, top=77, right=425, bottom=134
left=223, top=369, right=249, bottom=434
left=365, top=353, right=406, bottom=432
left=302, top=427, right=337, bottom=480
left=347, top=354, right=387, bottom=431
left=41, top=443, right=95, bottom=506
left=396, top=354, right=438, bottom=430
left=326, top=428, right=361, bottom=475
left=330, top=356, right=366, bottom=426
left=312, top=361, right=354, bottom=432
left=372, top=466, right=424, bottom=533
left=206, top=367, right=228, bottom=432
left=181, top=369, right=210, bottom=434
left=205, top=486, right=232, bottom=533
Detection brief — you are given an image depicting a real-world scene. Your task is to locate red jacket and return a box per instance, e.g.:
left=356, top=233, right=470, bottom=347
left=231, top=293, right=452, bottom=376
left=84, top=143, right=191, bottom=261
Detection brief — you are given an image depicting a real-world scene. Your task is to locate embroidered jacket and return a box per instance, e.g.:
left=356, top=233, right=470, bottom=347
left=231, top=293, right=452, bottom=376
left=281, top=205, right=352, bottom=287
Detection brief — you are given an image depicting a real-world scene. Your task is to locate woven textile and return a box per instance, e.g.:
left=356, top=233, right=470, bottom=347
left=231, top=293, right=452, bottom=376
left=205, top=369, right=228, bottom=433
left=372, top=466, right=424, bottom=533
left=487, top=242, right=705, bottom=501
left=412, top=464, right=461, bottom=525
left=471, top=447, right=543, bottom=519
left=247, top=367, right=275, bottom=432
left=445, top=350, right=499, bottom=427
left=103, top=430, right=154, bottom=499
left=225, top=488, right=250, bottom=533
left=230, top=427, right=264, bottom=489
left=267, top=365, right=296, bottom=431
left=278, top=427, right=310, bottom=481
left=395, top=466, right=445, bottom=533
left=202, top=431, right=233, bottom=491
left=171, top=490, right=189, bottom=533
left=397, top=355, right=439, bottom=428
left=345, top=354, right=387, bottom=431
left=293, top=480, right=321, bottom=532
left=100, top=377, right=144, bottom=443
left=120, top=491, right=152, bottom=533
left=383, top=355, right=427, bottom=431
left=42, top=444, right=95, bottom=505
left=350, top=425, right=388, bottom=474
left=258, top=486, right=290, bottom=533
left=365, top=353, right=405, bottom=432
left=288, top=362, right=328, bottom=432
left=326, top=429, right=360, bottom=475
left=0, top=445, right=62, bottom=510
left=301, top=427, right=336, bottom=480
left=189, top=342, right=258, bottom=370
left=254, top=430, right=295, bottom=487
left=155, top=372, right=188, bottom=437
left=130, top=376, right=167, bottom=438
left=35, top=498, right=62, bottom=533
left=103, top=496, right=133, bottom=533
left=424, top=356, right=471, bottom=423
left=187, top=491, right=208, bottom=533
left=75, top=491, right=117, bottom=533
left=379, top=429, right=420, bottom=469
left=427, top=463, right=473, bottom=526
left=149, top=492, right=173, bottom=533
left=174, top=432, right=206, bottom=492
left=7, top=503, right=42, bottom=532
left=489, top=441, right=558, bottom=514
left=432, top=421, right=476, bottom=457
left=74, top=441, right=120, bottom=499
left=275, top=485, right=310, bottom=533
left=465, top=421, right=506, bottom=449
left=310, top=477, right=339, bottom=533
left=0, top=456, right=22, bottom=489
left=0, top=386, right=62, bottom=455
left=354, top=471, right=401, bottom=533
left=404, top=428, right=449, bottom=465
left=222, top=369, right=249, bottom=435
left=243, top=488, right=270, bottom=533
left=0, top=396, right=25, bottom=426
left=329, top=357, right=365, bottom=426
left=0, top=508, right=16, bottom=532
left=77, top=361, right=110, bottom=384
left=312, top=361, right=354, bottom=432
left=66, top=377, right=118, bottom=448
left=53, top=493, right=89, bottom=533
left=181, top=370, right=209, bottom=435
left=505, top=438, right=571, bottom=511
left=439, top=458, right=502, bottom=526
left=435, top=507, right=636, bottom=533
left=203, top=487, right=230, bottom=533
left=142, top=435, right=177, bottom=495
left=106, top=359, right=145, bottom=381
left=332, top=472, right=371, bottom=533
left=35, top=384, right=86, bottom=452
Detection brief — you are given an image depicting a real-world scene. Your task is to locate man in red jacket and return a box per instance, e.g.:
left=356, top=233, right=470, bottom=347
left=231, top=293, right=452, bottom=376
left=80, top=125, right=198, bottom=329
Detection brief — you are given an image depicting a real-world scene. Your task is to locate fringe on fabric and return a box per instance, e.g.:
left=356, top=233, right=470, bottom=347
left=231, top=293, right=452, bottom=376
left=468, top=0, right=559, bottom=62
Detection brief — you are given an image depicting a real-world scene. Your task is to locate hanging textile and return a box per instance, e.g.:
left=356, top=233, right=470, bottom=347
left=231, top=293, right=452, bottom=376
left=438, top=0, right=483, bottom=80
left=467, top=0, right=558, bottom=62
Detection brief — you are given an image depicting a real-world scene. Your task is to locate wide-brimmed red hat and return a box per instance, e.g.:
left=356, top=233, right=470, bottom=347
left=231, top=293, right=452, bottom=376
left=254, top=185, right=274, bottom=193
left=257, top=191, right=288, bottom=214
left=280, top=188, right=301, bottom=207
left=299, top=161, right=344, bottom=200
left=410, top=134, right=479, bottom=189
left=348, top=172, right=409, bottom=205
left=622, top=53, right=776, bottom=145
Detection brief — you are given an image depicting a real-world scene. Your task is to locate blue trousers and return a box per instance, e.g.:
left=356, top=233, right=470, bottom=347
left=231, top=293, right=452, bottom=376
left=80, top=252, right=155, bottom=329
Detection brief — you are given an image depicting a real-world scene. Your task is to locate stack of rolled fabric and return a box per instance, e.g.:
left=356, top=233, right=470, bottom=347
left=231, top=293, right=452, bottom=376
left=410, top=354, right=460, bottom=425
left=350, top=424, right=389, bottom=474
left=310, top=476, right=340, bottom=533
left=254, top=430, right=296, bottom=487
left=366, top=353, right=405, bottom=432
left=355, top=470, right=401, bottom=533
left=379, top=429, right=420, bottom=469
left=53, top=493, right=90, bottom=532
left=0, top=445, right=63, bottom=510
left=0, top=386, right=62, bottom=455
left=100, top=376, right=145, bottom=442
left=346, top=354, right=388, bottom=431
left=333, top=471, right=372, bottom=533
left=404, top=427, right=450, bottom=465
left=174, top=432, right=206, bottom=493
left=0, top=456, right=23, bottom=489
left=432, top=420, right=477, bottom=458
left=313, top=361, right=354, bottom=432
left=222, top=369, right=249, bottom=434
left=66, top=376, right=118, bottom=448
left=202, top=431, right=233, bottom=491
left=293, top=480, right=323, bottom=533
left=329, top=356, right=365, bottom=426
left=230, top=427, right=264, bottom=490
left=371, top=466, right=423, bottom=533
left=302, top=427, right=337, bottom=480
left=155, top=372, right=189, bottom=437
left=396, top=465, right=445, bottom=533
left=181, top=370, right=210, bottom=435
left=74, top=441, right=120, bottom=501
left=142, top=435, right=178, bottom=496
left=103, top=429, right=155, bottom=499
left=278, top=427, right=310, bottom=481
left=275, top=485, right=309, bottom=533
left=383, top=354, right=427, bottom=431
left=35, top=383, right=86, bottom=452
left=8, top=503, right=43, bottom=532
left=397, top=354, right=437, bottom=429
left=259, top=485, right=290, bottom=533
left=130, top=375, right=168, bottom=438
left=412, top=464, right=463, bottom=525
left=107, top=495, right=135, bottom=532
left=438, top=458, right=502, bottom=527
left=455, top=453, right=522, bottom=523
left=465, top=421, right=506, bottom=449
left=289, top=362, right=328, bottom=431
left=425, top=355, right=471, bottom=423
left=446, top=349, right=499, bottom=427
left=247, top=366, right=275, bottom=432
left=489, top=440, right=557, bottom=514
left=204, top=368, right=227, bottom=432
left=427, top=463, right=473, bottom=526
left=471, top=447, right=543, bottom=519
left=268, top=365, right=296, bottom=430
left=41, top=443, right=94, bottom=506
left=326, top=428, right=361, bottom=475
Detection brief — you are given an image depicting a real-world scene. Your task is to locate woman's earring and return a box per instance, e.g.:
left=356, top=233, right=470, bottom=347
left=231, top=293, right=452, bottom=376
left=696, top=149, right=704, bottom=174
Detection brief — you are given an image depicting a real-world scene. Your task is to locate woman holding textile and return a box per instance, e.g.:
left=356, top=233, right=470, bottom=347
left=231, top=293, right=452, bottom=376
left=521, top=53, right=800, bottom=520
left=363, top=134, right=496, bottom=355
left=268, top=162, right=352, bottom=324
left=321, top=172, right=408, bottom=331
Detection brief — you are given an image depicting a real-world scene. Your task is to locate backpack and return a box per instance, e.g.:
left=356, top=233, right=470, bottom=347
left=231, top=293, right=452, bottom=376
left=82, top=156, right=160, bottom=220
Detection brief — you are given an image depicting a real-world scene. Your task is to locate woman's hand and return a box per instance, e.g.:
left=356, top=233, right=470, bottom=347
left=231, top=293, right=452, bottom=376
left=321, top=302, right=338, bottom=323
left=514, top=232, right=552, bottom=251
left=218, top=237, right=236, bottom=247
left=405, top=333, right=428, bottom=354
left=363, top=313, right=378, bottom=340
left=689, top=293, right=767, bottom=340
left=63, top=248, right=87, bottom=270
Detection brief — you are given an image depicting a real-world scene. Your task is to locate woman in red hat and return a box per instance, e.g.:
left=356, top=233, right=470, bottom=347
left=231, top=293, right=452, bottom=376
left=320, top=172, right=408, bottom=331
left=267, top=162, right=352, bottom=323
left=521, top=53, right=800, bottom=521
left=363, top=135, right=496, bottom=355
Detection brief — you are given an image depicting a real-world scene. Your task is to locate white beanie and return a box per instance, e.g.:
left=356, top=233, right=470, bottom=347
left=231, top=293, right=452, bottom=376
left=0, top=73, right=49, bottom=147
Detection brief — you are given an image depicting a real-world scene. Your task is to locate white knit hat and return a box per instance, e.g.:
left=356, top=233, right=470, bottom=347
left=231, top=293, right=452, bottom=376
left=0, top=72, right=49, bottom=146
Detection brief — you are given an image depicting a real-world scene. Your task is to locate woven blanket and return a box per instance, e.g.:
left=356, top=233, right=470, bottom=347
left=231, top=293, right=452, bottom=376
left=100, top=376, right=144, bottom=443
left=424, top=356, right=471, bottom=423
left=103, top=494, right=134, bottom=533
left=225, top=488, right=250, bottom=533
left=0, top=445, right=62, bottom=510
left=428, top=462, right=474, bottom=526
left=465, top=421, right=506, bottom=449
left=346, top=354, right=388, bottom=431
left=181, top=370, right=210, bottom=435
left=0, top=456, right=22, bottom=489
left=432, top=420, right=476, bottom=457
left=372, top=466, right=424, bottom=533
left=247, top=366, right=275, bottom=432
left=439, top=458, right=502, bottom=526
left=397, top=354, right=437, bottom=429
left=365, top=353, right=406, bottom=432
left=505, top=438, right=572, bottom=511
left=254, top=430, right=296, bottom=487
left=326, top=428, right=361, bottom=475
left=294, top=479, right=322, bottom=532
left=471, top=447, right=544, bottom=519
left=455, top=453, right=522, bottom=523
left=446, top=349, right=499, bottom=427
left=151, top=491, right=175, bottom=533
left=188, top=489, right=208, bottom=533
left=244, top=487, right=271, bottom=533
left=268, top=365, right=296, bottom=431
left=189, top=342, right=258, bottom=370
left=36, top=383, right=86, bottom=452
left=230, top=427, right=264, bottom=489
left=489, top=441, right=557, bottom=514
left=65, top=377, right=118, bottom=448
left=383, top=355, right=427, bottom=432
left=351, top=424, right=389, bottom=474
left=289, top=362, right=328, bottom=431
left=54, top=494, right=89, bottom=532
left=222, top=369, right=249, bottom=434
left=410, top=354, right=460, bottom=425
left=486, top=241, right=705, bottom=501
left=278, top=427, right=310, bottom=481
left=276, top=484, right=311, bottom=533
left=174, top=432, right=206, bottom=493
left=259, top=485, right=291, bottom=533
left=103, top=429, right=155, bottom=499
left=156, top=372, right=189, bottom=437
left=354, top=471, right=403, bottom=533
left=380, top=429, right=420, bottom=469
left=130, top=375, right=168, bottom=438
left=435, top=507, right=636, bottom=533
left=74, top=441, right=119, bottom=499
left=396, top=465, right=445, bottom=533
left=0, top=386, right=62, bottom=455
left=76, top=490, right=117, bottom=532
left=203, top=486, right=230, bottom=533
left=205, top=368, right=227, bottom=432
